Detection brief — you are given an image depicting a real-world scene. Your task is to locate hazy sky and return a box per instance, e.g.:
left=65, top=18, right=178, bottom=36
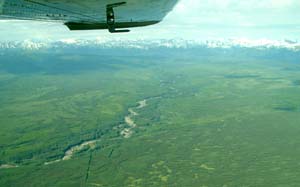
left=0, top=0, right=299, bottom=41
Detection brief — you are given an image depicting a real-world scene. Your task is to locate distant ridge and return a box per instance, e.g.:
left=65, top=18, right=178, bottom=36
left=0, top=38, right=299, bottom=51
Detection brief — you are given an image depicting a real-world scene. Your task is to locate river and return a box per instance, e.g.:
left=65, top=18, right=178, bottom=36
left=45, top=98, right=149, bottom=165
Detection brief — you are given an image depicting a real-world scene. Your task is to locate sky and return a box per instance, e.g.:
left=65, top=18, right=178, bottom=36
left=0, top=0, right=299, bottom=41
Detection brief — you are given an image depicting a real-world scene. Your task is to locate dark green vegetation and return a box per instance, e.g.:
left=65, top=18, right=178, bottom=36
left=0, top=47, right=300, bottom=187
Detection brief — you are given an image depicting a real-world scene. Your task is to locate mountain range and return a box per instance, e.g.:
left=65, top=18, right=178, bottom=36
left=0, top=38, right=299, bottom=51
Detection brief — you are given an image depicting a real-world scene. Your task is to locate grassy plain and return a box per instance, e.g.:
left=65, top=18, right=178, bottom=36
left=0, top=48, right=300, bottom=186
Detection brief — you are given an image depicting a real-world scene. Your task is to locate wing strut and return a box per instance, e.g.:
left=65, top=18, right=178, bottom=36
left=106, top=2, right=130, bottom=33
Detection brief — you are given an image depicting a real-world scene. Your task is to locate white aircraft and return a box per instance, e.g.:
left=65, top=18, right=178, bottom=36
left=0, top=0, right=179, bottom=33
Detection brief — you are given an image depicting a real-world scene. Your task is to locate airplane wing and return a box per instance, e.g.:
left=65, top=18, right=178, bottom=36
left=0, top=0, right=179, bottom=33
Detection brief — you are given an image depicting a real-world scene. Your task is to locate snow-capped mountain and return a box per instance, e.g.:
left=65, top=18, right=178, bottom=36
left=0, top=38, right=299, bottom=51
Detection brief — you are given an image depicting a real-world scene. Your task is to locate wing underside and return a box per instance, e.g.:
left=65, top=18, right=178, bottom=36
left=0, top=0, right=178, bottom=31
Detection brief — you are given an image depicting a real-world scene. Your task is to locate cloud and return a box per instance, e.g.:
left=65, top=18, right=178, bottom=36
left=172, top=0, right=300, bottom=11
left=164, top=0, right=300, bottom=28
